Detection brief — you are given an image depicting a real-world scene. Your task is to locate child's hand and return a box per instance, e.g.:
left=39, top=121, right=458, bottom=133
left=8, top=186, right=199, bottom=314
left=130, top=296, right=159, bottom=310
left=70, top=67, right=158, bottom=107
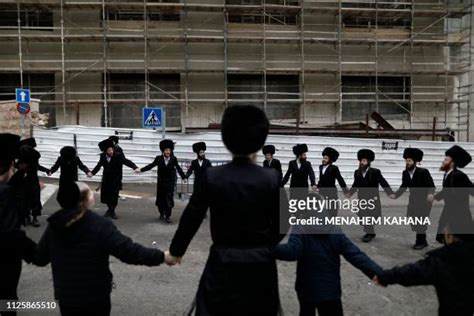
left=164, top=250, right=182, bottom=266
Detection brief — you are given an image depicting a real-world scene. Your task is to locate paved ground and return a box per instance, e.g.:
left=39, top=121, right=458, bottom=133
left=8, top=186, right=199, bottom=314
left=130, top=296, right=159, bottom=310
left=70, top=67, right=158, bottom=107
left=17, top=181, right=444, bottom=316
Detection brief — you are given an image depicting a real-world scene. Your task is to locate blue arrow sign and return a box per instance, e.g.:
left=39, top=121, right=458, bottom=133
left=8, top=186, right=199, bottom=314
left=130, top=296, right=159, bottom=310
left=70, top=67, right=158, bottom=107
left=15, top=88, right=31, bottom=103
left=143, top=107, right=163, bottom=128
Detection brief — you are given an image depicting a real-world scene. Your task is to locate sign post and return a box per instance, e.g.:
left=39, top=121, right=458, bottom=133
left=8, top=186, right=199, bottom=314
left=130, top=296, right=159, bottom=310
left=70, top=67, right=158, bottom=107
left=143, top=107, right=166, bottom=138
left=15, top=88, right=31, bottom=139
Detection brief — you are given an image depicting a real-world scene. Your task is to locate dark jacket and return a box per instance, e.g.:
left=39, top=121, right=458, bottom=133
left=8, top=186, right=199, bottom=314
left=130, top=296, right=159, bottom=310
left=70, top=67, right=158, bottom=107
left=282, top=159, right=316, bottom=188
left=185, top=158, right=212, bottom=190
left=348, top=167, right=393, bottom=218
left=170, top=157, right=287, bottom=315
left=91, top=153, right=137, bottom=205
left=394, top=167, right=435, bottom=218
left=275, top=226, right=382, bottom=304
left=434, top=169, right=474, bottom=234
left=33, top=208, right=164, bottom=306
left=378, top=241, right=474, bottom=316
left=141, top=155, right=186, bottom=193
left=49, top=156, right=90, bottom=186
left=263, top=159, right=283, bottom=180
left=317, top=164, right=347, bottom=198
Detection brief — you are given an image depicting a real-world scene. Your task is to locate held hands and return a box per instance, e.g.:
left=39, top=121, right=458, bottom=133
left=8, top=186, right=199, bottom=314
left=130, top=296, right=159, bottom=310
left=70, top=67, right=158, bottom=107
left=87, top=172, right=93, bottom=178
left=427, top=194, right=434, bottom=203
left=164, top=250, right=182, bottom=266
left=389, top=194, right=396, bottom=199
left=134, top=168, right=141, bottom=174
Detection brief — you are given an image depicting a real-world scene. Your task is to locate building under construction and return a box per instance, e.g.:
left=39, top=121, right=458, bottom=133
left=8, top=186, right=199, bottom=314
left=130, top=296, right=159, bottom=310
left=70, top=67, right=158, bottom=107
left=0, top=0, right=472, bottom=140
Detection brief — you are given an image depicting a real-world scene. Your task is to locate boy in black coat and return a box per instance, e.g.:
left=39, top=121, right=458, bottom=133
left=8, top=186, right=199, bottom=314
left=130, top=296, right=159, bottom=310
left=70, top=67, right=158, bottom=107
left=282, top=144, right=317, bottom=192
left=390, top=148, right=435, bottom=249
left=17, top=138, right=49, bottom=227
left=32, top=182, right=171, bottom=316
left=374, top=221, right=474, bottom=316
left=185, top=142, right=212, bottom=193
left=275, top=209, right=382, bottom=316
left=49, top=146, right=92, bottom=187
left=262, top=144, right=283, bottom=180
left=317, top=147, right=347, bottom=216
left=91, top=139, right=140, bottom=219
left=0, top=134, right=36, bottom=314
left=347, top=149, right=393, bottom=242
left=140, top=139, right=186, bottom=223
left=428, top=145, right=474, bottom=244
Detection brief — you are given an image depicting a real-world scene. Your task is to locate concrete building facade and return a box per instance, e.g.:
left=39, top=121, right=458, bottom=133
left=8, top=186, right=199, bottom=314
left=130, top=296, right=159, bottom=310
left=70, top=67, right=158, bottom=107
left=0, top=0, right=472, bottom=139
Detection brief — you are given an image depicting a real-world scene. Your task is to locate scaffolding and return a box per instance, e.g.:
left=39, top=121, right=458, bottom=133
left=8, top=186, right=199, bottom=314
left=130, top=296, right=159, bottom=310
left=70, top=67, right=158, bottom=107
left=0, top=0, right=472, bottom=139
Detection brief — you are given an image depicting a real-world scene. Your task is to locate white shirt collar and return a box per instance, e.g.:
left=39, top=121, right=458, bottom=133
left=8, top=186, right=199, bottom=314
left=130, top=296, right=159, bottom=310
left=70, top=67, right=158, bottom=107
left=408, top=167, right=416, bottom=179
left=322, top=164, right=329, bottom=174
left=362, top=167, right=370, bottom=178
left=198, top=159, right=203, bottom=167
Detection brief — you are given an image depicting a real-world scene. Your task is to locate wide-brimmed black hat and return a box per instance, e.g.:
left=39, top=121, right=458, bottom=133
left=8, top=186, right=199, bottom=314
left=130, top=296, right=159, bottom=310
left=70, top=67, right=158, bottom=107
left=262, top=145, right=276, bottom=155
left=60, top=146, right=77, bottom=160
left=292, top=144, right=308, bottom=156
left=445, top=145, right=472, bottom=168
left=403, top=148, right=423, bottom=162
left=19, top=137, right=37, bottom=148
left=18, top=145, right=41, bottom=164
left=98, top=139, right=114, bottom=152
left=160, top=139, right=175, bottom=152
left=0, top=133, right=20, bottom=163
left=192, top=142, right=206, bottom=153
left=322, top=147, right=339, bottom=162
left=221, top=105, right=269, bottom=155
left=357, top=149, right=375, bottom=162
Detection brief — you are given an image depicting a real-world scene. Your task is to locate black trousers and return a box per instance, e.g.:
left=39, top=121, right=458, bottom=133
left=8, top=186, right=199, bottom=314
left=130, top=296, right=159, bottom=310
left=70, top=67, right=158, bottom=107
left=298, top=298, right=343, bottom=316
left=0, top=257, right=22, bottom=316
left=59, top=298, right=111, bottom=316
left=156, top=190, right=174, bottom=218
left=106, top=203, right=117, bottom=214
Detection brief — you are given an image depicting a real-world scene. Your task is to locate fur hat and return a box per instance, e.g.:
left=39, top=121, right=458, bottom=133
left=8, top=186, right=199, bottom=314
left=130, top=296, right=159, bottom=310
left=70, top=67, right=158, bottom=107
left=192, top=142, right=206, bottom=153
left=357, top=149, right=375, bottom=162
left=292, top=144, right=308, bottom=156
left=0, top=133, right=20, bottom=162
left=322, top=147, right=339, bottom=162
left=403, top=148, right=423, bottom=162
left=160, top=139, right=175, bottom=152
left=98, top=139, right=114, bottom=152
left=262, top=145, right=276, bottom=155
left=221, top=105, right=269, bottom=155
left=19, top=137, right=37, bottom=148
left=445, top=145, right=472, bottom=168
left=60, top=146, right=77, bottom=160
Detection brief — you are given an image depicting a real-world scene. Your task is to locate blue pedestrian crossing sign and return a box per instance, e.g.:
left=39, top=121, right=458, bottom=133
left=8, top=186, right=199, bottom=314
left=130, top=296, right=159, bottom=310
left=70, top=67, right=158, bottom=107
left=143, top=107, right=163, bottom=128
left=15, top=88, right=30, bottom=103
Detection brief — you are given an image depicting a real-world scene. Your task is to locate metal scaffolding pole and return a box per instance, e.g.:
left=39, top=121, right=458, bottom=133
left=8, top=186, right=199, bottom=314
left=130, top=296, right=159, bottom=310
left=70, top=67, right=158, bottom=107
left=299, top=4, right=305, bottom=130
left=337, top=0, right=343, bottom=122
left=183, top=0, right=189, bottom=133
left=60, top=0, right=67, bottom=123
left=17, top=2, right=23, bottom=88
left=224, top=10, right=228, bottom=108
left=263, top=0, right=267, bottom=111
left=144, top=0, right=149, bottom=108
left=101, top=0, right=109, bottom=127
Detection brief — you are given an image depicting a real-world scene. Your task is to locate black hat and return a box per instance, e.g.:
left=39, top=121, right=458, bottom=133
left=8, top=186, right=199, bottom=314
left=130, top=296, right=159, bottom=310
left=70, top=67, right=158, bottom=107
left=221, top=105, right=269, bottom=155
left=403, top=148, right=424, bottom=162
left=192, top=142, right=206, bottom=153
left=18, top=145, right=41, bottom=164
left=160, top=139, right=175, bottom=152
left=445, top=145, right=472, bottom=168
left=98, top=139, right=114, bottom=152
left=293, top=144, right=308, bottom=156
left=262, top=145, right=276, bottom=155
left=357, top=149, right=375, bottom=162
left=109, top=135, right=119, bottom=144
left=0, top=133, right=20, bottom=162
left=60, top=146, right=77, bottom=160
left=322, top=147, right=339, bottom=162
left=19, top=137, right=37, bottom=148
left=56, top=182, right=81, bottom=210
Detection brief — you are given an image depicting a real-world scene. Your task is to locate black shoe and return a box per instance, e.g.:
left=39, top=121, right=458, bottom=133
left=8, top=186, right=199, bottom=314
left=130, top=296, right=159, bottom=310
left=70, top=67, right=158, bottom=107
left=31, top=218, right=40, bottom=227
left=110, top=213, right=118, bottom=220
left=165, top=217, right=172, bottom=224
left=159, top=215, right=165, bottom=221
left=362, top=233, right=376, bottom=243
left=25, top=216, right=32, bottom=226
left=104, top=211, right=111, bottom=218
left=412, top=242, right=428, bottom=250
